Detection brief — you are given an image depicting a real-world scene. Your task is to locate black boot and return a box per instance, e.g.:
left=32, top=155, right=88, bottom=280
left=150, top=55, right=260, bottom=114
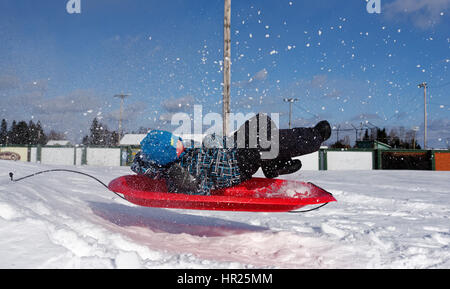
left=277, top=120, right=331, bottom=159
left=314, top=120, right=332, bottom=142
left=262, top=158, right=302, bottom=179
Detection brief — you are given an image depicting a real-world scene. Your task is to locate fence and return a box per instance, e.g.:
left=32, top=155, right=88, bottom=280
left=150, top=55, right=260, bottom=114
left=1, top=145, right=449, bottom=171
left=322, top=150, right=374, bottom=171
left=1, top=145, right=123, bottom=167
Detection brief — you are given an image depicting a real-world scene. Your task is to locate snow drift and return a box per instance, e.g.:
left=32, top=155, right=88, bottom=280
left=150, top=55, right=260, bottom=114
left=0, top=160, right=449, bottom=268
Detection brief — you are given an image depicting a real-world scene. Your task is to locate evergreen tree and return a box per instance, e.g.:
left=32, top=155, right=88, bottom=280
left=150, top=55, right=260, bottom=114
left=372, top=127, right=423, bottom=149
left=89, top=118, right=102, bottom=145
left=89, top=118, right=117, bottom=146
left=363, top=129, right=370, bottom=141
left=376, top=128, right=388, bottom=144
left=35, top=121, right=47, bottom=145
left=0, top=119, right=7, bottom=145
left=14, top=121, right=29, bottom=144
left=0, top=119, right=47, bottom=145
left=28, top=120, right=37, bottom=145
left=110, top=131, right=119, bottom=146
left=8, top=120, right=17, bottom=144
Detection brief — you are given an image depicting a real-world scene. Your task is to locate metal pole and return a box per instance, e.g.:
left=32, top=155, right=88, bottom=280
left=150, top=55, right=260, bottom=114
left=119, top=97, right=123, bottom=137
left=114, top=93, right=130, bottom=145
left=412, top=126, right=419, bottom=150
left=289, top=102, right=293, bottom=129
left=360, top=122, right=364, bottom=141
left=351, top=124, right=358, bottom=143
left=418, top=83, right=427, bottom=149
left=424, top=84, right=427, bottom=149
left=223, top=0, right=231, bottom=137
left=337, top=125, right=340, bottom=143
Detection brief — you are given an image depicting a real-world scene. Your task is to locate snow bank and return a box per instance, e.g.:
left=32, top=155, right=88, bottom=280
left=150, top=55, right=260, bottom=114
left=0, top=160, right=449, bottom=268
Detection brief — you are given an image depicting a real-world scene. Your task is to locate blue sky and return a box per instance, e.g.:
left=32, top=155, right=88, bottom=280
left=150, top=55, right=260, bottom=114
left=0, top=0, right=449, bottom=147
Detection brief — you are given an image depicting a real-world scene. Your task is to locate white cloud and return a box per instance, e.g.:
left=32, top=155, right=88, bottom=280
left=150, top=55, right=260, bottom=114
left=162, top=95, right=194, bottom=112
left=106, top=101, right=148, bottom=123
left=351, top=113, right=382, bottom=121
left=310, top=74, right=328, bottom=88
left=384, top=0, right=450, bottom=28
left=0, top=74, right=20, bottom=91
left=31, top=90, right=98, bottom=115
left=234, top=69, right=268, bottom=88
left=249, top=68, right=268, bottom=83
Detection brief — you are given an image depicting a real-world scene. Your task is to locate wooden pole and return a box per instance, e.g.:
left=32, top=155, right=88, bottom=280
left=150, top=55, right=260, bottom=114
left=223, top=0, right=231, bottom=136
left=424, top=84, right=427, bottom=149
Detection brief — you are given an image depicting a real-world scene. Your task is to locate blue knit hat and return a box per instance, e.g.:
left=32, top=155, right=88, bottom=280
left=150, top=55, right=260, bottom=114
left=140, top=130, right=183, bottom=166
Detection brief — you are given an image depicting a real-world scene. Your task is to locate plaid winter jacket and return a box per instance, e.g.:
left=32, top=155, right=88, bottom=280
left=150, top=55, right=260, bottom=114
left=131, top=147, right=243, bottom=195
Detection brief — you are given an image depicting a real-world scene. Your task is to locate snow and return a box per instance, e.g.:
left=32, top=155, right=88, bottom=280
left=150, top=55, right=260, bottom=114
left=0, top=160, right=449, bottom=268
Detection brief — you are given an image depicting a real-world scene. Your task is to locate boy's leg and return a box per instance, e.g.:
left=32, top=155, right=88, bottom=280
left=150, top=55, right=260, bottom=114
left=231, top=113, right=278, bottom=152
left=233, top=113, right=277, bottom=180
left=259, top=121, right=330, bottom=178
left=232, top=114, right=331, bottom=158
left=261, top=158, right=302, bottom=179
left=277, top=120, right=331, bottom=159
left=235, top=148, right=261, bottom=181
left=233, top=114, right=331, bottom=179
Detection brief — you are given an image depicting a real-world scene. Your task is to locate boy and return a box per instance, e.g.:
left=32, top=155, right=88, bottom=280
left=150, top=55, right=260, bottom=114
left=132, top=114, right=331, bottom=195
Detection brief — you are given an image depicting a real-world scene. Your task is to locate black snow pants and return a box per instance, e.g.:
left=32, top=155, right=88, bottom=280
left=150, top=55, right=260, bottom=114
left=232, top=114, right=328, bottom=180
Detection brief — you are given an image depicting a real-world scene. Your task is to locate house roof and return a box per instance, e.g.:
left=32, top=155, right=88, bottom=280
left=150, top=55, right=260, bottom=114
left=46, top=140, right=71, bottom=146
left=119, top=134, right=147, bottom=146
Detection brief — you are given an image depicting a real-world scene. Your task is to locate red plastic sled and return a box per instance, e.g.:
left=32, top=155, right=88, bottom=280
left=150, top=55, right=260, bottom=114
left=108, top=175, right=336, bottom=212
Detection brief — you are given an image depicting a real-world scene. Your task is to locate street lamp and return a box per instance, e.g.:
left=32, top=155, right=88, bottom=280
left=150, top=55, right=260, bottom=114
left=283, top=98, right=299, bottom=129
left=418, top=82, right=427, bottom=149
